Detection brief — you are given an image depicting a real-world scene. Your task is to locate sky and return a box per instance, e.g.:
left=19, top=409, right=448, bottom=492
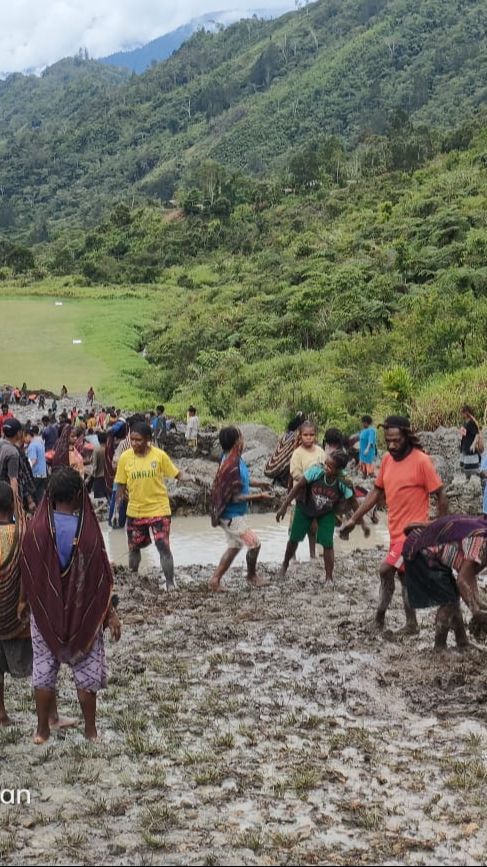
left=1, top=0, right=292, bottom=74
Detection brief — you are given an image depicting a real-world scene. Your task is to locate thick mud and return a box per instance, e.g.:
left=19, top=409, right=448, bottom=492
left=1, top=549, right=487, bottom=865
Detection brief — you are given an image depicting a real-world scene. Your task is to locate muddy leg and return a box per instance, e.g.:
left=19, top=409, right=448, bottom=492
left=155, top=539, right=175, bottom=590
left=280, top=541, right=299, bottom=578
left=34, top=687, right=55, bottom=743
left=48, top=693, right=77, bottom=730
left=323, top=548, right=334, bottom=583
left=128, top=549, right=141, bottom=573
left=0, top=674, right=11, bottom=725
left=434, top=602, right=467, bottom=649
left=209, top=547, right=240, bottom=591
left=77, top=689, right=97, bottom=740
left=308, top=523, right=317, bottom=559
left=398, top=575, right=419, bottom=635
left=246, top=545, right=269, bottom=587
left=452, top=604, right=469, bottom=648
left=374, top=562, right=396, bottom=630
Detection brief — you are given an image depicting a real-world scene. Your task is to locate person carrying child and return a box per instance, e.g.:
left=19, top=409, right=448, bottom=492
left=276, top=450, right=363, bottom=584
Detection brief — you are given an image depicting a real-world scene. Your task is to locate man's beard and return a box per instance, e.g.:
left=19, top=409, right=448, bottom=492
left=389, top=442, right=412, bottom=461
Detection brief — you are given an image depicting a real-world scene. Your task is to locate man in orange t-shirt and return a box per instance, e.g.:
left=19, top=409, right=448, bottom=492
left=340, top=415, right=448, bottom=635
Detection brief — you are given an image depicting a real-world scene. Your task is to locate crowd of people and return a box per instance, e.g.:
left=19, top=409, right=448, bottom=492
left=0, top=385, right=486, bottom=743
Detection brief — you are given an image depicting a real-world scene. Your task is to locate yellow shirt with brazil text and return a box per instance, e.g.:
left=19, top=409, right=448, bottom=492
left=114, top=446, right=179, bottom=518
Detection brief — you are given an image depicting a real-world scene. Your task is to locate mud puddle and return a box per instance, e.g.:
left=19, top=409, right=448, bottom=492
left=101, top=511, right=390, bottom=568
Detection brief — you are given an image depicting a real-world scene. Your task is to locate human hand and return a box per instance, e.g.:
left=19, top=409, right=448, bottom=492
left=108, top=611, right=121, bottom=641
left=339, top=520, right=355, bottom=540
left=276, top=506, right=287, bottom=522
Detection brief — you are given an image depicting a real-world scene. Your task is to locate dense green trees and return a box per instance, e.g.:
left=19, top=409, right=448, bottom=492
left=0, top=0, right=485, bottom=232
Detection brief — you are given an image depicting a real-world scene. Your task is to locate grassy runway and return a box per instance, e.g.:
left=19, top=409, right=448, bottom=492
left=0, top=280, right=158, bottom=406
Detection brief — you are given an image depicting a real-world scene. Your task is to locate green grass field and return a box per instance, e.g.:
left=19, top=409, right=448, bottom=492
left=0, top=280, right=158, bottom=406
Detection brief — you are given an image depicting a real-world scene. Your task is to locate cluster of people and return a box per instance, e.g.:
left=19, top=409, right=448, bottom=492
left=1, top=393, right=487, bottom=743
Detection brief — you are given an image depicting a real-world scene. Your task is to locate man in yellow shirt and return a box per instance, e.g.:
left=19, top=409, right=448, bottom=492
left=115, top=420, right=193, bottom=590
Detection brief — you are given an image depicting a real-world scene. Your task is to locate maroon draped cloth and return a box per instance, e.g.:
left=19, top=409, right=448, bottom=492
left=51, top=423, right=71, bottom=468
left=20, top=488, right=113, bottom=663
left=210, top=446, right=242, bottom=527
left=403, top=514, right=487, bottom=562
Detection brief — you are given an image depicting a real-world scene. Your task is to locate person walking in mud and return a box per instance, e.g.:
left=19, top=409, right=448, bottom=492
left=114, top=420, right=194, bottom=591
left=340, top=416, right=448, bottom=636
left=402, top=514, right=487, bottom=650
left=276, top=449, right=362, bottom=584
left=289, top=420, right=326, bottom=559
left=209, top=426, right=274, bottom=592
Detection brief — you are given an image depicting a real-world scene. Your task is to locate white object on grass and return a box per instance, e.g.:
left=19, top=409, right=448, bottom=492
left=72, top=339, right=82, bottom=344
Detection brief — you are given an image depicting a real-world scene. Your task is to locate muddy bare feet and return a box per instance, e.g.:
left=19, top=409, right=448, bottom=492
left=384, top=622, right=420, bottom=641
left=50, top=716, right=78, bottom=730
left=33, top=728, right=50, bottom=745
left=207, top=579, right=228, bottom=593
left=84, top=727, right=98, bottom=741
left=364, top=615, right=385, bottom=634
left=247, top=575, right=270, bottom=588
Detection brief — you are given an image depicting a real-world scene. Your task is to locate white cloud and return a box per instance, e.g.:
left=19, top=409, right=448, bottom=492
left=1, top=0, right=291, bottom=74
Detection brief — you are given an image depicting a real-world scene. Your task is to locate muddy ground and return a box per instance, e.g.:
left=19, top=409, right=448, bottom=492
left=1, top=548, right=487, bottom=866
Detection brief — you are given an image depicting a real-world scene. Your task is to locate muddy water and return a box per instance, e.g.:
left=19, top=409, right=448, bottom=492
left=102, top=511, right=390, bottom=568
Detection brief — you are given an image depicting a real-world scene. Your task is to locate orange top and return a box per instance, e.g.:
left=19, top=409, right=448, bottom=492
left=375, top=449, right=442, bottom=542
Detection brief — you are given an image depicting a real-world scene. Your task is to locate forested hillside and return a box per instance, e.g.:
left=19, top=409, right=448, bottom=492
left=3, top=113, right=486, bottom=429
left=1, top=0, right=486, bottom=429
left=0, top=0, right=485, bottom=234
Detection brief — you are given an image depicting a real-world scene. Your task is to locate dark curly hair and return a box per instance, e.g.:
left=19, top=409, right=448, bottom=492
left=48, top=467, right=83, bottom=504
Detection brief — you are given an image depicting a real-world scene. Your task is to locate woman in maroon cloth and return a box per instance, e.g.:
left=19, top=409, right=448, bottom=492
left=403, top=515, right=487, bottom=648
left=20, top=467, right=121, bottom=742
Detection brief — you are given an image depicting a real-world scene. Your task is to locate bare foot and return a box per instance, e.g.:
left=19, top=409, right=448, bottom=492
left=50, top=716, right=78, bottom=730
left=208, top=579, right=229, bottom=593
left=33, top=728, right=50, bottom=745
left=278, top=566, right=287, bottom=579
left=364, top=616, right=385, bottom=635
left=247, top=575, right=270, bottom=588
left=383, top=623, right=420, bottom=641
left=84, top=728, right=98, bottom=741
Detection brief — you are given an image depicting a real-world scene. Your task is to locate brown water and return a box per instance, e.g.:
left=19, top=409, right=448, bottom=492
left=101, top=511, right=390, bottom=569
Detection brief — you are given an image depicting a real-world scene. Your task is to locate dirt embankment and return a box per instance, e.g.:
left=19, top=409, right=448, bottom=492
left=2, top=550, right=487, bottom=866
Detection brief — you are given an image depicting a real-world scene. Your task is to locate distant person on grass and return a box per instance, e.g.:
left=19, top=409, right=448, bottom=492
left=209, top=426, right=273, bottom=592
left=340, top=415, right=448, bottom=636
left=21, top=467, right=121, bottom=743
left=115, top=421, right=194, bottom=591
